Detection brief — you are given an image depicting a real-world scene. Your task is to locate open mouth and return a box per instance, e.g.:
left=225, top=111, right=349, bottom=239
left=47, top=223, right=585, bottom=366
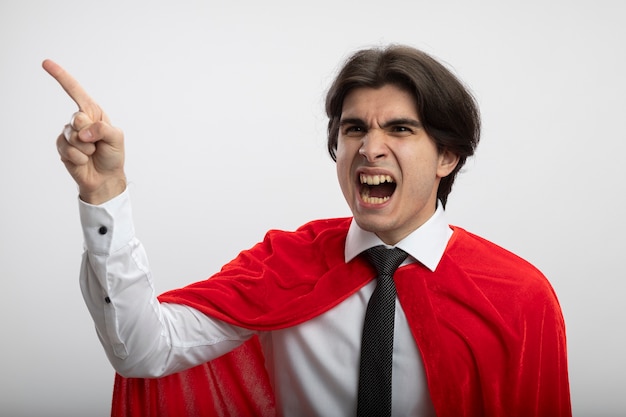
left=359, top=174, right=397, bottom=204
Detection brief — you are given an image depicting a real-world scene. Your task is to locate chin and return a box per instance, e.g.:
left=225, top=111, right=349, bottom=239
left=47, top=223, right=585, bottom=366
left=353, top=215, right=392, bottom=234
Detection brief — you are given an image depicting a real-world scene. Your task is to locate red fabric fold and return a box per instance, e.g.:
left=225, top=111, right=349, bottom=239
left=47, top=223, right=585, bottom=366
left=112, top=219, right=571, bottom=417
left=111, top=336, right=275, bottom=417
left=394, top=229, right=571, bottom=416
left=158, top=218, right=374, bottom=330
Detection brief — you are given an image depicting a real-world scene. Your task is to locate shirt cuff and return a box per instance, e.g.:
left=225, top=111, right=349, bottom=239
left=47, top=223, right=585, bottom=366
left=78, top=188, right=135, bottom=255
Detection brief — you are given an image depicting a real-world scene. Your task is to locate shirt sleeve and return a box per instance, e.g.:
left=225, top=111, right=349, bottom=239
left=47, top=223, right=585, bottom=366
left=77, top=189, right=255, bottom=378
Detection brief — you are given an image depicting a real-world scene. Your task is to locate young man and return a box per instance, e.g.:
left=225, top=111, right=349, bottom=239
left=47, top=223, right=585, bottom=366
left=45, top=45, right=571, bottom=416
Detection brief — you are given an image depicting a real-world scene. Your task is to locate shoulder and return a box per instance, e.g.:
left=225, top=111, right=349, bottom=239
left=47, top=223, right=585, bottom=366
left=264, top=217, right=352, bottom=243
left=447, top=226, right=542, bottom=274
left=294, top=217, right=353, bottom=233
left=252, top=218, right=351, bottom=263
left=216, top=218, right=352, bottom=283
left=444, top=226, right=556, bottom=299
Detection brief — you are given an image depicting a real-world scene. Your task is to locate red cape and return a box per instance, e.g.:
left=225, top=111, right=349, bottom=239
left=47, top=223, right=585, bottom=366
left=112, top=218, right=571, bottom=417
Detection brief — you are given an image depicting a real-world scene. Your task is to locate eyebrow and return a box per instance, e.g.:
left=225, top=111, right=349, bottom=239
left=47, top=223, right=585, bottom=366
left=339, top=117, right=422, bottom=129
left=339, top=117, right=366, bottom=127
left=381, top=118, right=423, bottom=129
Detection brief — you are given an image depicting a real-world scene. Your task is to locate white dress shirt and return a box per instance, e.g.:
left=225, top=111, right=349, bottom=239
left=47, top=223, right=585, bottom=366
left=79, top=190, right=452, bottom=417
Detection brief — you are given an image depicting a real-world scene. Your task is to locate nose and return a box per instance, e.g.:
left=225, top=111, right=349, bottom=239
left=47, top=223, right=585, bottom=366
left=358, top=130, right=387, bottom=162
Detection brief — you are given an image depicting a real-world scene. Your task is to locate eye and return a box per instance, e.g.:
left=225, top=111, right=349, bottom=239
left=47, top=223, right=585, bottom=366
left=343, top=125, right=366, bottom=136
left=384, top=118, right=422, bottom=136
left=391, top=125, right=413, bottom=134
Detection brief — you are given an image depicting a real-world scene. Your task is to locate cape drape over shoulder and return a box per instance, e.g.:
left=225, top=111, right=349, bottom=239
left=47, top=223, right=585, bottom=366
left=112, top=218, right=571, bottom=417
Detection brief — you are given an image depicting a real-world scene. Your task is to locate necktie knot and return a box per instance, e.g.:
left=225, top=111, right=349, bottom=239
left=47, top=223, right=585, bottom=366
left=365, top=246, right=408, bottom=277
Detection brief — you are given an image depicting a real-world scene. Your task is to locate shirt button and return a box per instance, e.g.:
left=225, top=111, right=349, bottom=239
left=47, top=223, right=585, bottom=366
left=98, top=226, right=108, bottom=235
left=104, top=296, right=111, bottom=304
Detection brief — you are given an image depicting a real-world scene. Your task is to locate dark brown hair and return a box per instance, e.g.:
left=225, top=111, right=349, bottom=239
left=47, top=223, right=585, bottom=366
left=326, top=45, right=481, bottom=207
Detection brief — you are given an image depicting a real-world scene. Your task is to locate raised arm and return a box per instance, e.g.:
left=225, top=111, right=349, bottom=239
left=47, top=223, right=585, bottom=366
left=43, top=59, right=126, bottom=205
left=43, top=60, right=254, bottom=378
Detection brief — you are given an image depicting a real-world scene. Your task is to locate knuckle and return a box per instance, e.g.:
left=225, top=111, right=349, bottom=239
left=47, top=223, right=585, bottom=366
left=66, top=146, right=87, bottom=165
left=77, top=141, right=96, bottom=155
left=56, top=134, right=68, bottom=151
left=72, top=111, right=91, bottom=130
left=70, top=111, right=80, bottom=128
left=63, top=124, right=74, bottom=141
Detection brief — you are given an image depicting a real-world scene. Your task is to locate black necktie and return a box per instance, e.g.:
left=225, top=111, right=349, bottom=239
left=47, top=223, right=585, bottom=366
left=357, top=246, right=408, bottom=417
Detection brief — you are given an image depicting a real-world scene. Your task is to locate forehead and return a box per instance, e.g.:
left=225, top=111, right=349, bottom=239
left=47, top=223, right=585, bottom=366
left=341, top=84, right=418, bottom=119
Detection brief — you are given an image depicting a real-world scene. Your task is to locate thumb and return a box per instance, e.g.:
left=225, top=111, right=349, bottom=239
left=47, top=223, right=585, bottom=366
left=78, top=120, right=124, bottom=150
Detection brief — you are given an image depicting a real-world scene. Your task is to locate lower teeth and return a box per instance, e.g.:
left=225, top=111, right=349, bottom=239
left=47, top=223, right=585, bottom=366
left=362, top=195, right=390, bottom=204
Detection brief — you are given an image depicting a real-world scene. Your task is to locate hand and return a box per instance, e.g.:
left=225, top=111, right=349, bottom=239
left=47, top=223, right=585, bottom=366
left=43, top=59, right=126, bottom=205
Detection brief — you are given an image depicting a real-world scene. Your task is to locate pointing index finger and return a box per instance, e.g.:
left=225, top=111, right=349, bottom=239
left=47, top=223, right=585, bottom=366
left=42, top=59, right=106, bottom=122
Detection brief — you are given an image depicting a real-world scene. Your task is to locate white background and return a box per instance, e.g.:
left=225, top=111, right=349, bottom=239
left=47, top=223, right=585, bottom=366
left=1, top=0, right=624, bottom=416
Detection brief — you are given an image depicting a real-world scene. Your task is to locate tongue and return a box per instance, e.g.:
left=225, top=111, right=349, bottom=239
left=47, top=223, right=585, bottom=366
left=366, top=183, right=396, bottom=198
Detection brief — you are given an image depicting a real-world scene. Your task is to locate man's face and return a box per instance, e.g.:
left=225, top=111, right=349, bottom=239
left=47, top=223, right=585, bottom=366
left=335, top=84, right=459, bottom=245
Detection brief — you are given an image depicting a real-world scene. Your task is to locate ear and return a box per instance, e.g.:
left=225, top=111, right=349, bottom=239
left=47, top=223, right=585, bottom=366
left=436, top=149, right=460, bottom=178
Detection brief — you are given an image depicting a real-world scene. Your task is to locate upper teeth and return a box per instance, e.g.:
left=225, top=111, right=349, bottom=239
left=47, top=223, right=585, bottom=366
left=360, top=174, right=394, bottom=185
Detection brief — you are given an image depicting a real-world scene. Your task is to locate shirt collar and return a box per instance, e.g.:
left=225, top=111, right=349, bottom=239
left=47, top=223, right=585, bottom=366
left=344, top=202, right=453, bottom=272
